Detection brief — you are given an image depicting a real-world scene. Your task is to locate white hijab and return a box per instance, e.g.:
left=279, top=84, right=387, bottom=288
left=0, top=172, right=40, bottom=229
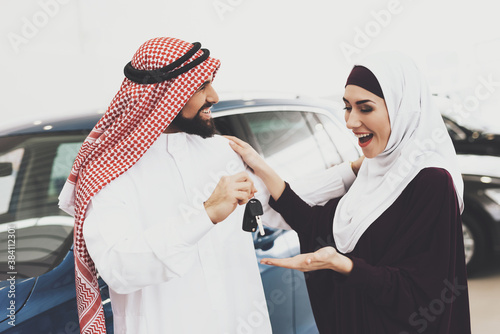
left=332, top=52, right=464, bottom=254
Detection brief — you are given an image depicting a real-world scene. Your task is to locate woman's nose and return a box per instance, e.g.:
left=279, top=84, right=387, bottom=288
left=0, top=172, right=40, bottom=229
left=345, top=110, right=362, bottom=129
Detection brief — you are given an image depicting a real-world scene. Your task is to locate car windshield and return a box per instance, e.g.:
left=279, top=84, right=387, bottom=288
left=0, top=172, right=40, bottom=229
left=0, top=133, right=85, bottom=280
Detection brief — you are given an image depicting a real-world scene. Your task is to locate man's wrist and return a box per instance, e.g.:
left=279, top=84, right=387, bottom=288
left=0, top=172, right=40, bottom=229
left=203, top=201, right=218, bottom=224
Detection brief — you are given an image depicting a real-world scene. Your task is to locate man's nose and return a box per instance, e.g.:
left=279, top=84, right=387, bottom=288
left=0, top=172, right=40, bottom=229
left=207, top=85, right=219, bottom=104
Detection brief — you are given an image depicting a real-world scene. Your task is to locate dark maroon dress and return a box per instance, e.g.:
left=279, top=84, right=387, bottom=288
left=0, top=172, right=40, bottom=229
left=269, top=168, right=471, bottom=334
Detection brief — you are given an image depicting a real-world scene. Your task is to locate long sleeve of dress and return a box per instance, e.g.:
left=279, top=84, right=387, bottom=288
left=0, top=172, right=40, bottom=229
left=252, top=161, right=355, bottom=230
left=288, top=161, right=356, bottom=206
left=269, top=168, right=471, bottom=333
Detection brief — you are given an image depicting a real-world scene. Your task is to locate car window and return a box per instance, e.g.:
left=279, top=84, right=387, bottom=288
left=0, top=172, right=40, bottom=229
left=303, top=112, right=344, bottom=167
left=243, top=110, right=346, bottom=181
left=47, top=142, right=83, bottom=201
left=316, top=113, right=360, bottom=163
left=0, top=135, right=84, bottom=280
left=0, top=148, right=24, bottom=215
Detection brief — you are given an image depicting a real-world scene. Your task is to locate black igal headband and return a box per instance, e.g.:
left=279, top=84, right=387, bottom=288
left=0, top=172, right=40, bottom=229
left=123, top=42, right=210, bottom=84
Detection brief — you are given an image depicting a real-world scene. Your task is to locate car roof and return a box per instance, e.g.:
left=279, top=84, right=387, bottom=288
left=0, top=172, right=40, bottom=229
left=0, top=98, right=336, bottom=137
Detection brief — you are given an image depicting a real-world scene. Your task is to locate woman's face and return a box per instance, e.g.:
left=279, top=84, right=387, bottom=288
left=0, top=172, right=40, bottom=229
left=343, top=85, right=391, bottom=158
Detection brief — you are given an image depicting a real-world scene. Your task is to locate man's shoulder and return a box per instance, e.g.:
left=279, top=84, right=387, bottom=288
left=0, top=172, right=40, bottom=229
left=195, top=134, right=230, bottom=146
left=192, top=134, right=238, bottom=154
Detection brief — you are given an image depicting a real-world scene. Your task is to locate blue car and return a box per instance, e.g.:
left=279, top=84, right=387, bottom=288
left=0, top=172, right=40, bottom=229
left=0, top=97, right=361, bottom=333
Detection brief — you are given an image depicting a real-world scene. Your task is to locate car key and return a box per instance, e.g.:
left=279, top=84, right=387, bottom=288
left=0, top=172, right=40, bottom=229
left=242, top=198, right=265, bottom=236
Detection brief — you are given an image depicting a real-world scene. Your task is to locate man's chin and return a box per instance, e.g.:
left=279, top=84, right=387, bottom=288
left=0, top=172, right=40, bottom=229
left=188, top=129, right=216, bottom=139
left=171, top=116, right=216, bottom=138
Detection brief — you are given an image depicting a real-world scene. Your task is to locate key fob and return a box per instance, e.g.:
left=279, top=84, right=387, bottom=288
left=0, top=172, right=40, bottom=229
left=242, top=198, right=264, bottom=232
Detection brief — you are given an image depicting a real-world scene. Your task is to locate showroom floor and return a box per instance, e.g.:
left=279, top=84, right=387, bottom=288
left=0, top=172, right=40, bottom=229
left=468, top=258, right=500, bottom=333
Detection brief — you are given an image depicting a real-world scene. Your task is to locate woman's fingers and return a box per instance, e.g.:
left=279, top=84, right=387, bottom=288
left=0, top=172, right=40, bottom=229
left=225, top=136, right=268, bottom=175
left=225, top=136, right=255, bottom=157
left=261, top=254, right=311, bottom=269
left=224, top=135, right=248, bottom=148
left=261, top=257, right=299, bottom=269
left=261, top=247, right=338, bottom=272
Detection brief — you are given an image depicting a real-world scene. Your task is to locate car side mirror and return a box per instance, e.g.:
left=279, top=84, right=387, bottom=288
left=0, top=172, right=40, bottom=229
left=0, top=162, right=13, bottom=177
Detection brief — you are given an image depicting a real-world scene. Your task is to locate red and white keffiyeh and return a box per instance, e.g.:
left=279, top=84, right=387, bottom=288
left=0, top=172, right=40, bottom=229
left=58, top=37, right=220, bottom=334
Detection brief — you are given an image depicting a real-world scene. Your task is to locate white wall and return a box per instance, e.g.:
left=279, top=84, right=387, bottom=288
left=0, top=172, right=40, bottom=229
left=1, top=0, right=499, bottom=130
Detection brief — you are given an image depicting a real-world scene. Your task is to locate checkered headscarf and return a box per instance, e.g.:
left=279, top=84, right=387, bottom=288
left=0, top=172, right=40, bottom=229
left=58, top=37, right=220, bottom=334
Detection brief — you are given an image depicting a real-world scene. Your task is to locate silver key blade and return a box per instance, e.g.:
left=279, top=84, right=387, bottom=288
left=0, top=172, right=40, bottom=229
left=256, top=215, right=265, bottom=236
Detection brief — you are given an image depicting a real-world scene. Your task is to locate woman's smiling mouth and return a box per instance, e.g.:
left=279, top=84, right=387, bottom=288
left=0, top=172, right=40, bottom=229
left=355, top=132, right=374, bottom=147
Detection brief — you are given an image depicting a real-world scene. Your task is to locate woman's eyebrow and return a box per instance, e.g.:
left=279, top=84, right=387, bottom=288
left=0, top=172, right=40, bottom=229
left=342, top=97, right=375, bottom=105
left=355, top=99, right=375, bottom=105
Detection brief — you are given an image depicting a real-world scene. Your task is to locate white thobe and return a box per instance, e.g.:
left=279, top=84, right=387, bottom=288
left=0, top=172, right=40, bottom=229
left=83, top=133, right=355, bottom=334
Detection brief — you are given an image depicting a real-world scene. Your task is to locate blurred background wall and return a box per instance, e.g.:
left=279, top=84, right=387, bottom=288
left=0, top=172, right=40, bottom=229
left=1, top=0, right=499, bottom=129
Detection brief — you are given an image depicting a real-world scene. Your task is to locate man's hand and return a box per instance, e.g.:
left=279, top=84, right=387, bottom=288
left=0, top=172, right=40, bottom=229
left=204, top=171, right=257, bottom=224
left=260, top=246, right=353, bottom=275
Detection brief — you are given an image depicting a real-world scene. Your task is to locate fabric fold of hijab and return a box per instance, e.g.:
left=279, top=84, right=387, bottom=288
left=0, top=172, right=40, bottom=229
left=333, top=52, right=464, bottom=254
left=58, top=37, right=220, bottom=334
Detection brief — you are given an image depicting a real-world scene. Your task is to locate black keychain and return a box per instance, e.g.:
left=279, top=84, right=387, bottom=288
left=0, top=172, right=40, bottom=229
left=242, top=198, right=265, bottom=236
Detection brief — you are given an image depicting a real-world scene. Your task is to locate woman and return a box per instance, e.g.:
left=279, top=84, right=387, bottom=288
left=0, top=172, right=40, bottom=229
left=226, top=52, right=471, bottom=333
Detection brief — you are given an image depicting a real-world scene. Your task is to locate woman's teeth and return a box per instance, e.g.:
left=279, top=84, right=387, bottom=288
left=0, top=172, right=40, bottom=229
left=356, top=133, right=374, bottom=144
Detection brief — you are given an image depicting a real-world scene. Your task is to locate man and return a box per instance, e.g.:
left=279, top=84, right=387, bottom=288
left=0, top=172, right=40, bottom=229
left=59, top=37, right=359, bottom=334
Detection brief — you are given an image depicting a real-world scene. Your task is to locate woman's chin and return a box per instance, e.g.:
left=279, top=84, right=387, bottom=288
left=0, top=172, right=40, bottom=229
left=361, top=147, right=383, bottom=159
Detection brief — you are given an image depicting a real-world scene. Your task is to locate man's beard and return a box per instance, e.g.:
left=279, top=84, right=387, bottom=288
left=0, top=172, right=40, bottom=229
left=170, top=105, right=217, bottom=138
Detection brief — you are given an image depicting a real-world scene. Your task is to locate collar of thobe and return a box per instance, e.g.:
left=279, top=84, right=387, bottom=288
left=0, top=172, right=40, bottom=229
left=165, top=132, right=188, bottom=154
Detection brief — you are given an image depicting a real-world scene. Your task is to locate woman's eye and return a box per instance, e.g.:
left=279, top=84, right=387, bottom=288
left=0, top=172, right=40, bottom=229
left=360, top=108, right=373, bottom=113
left=343, top=106, right=352, bottom=112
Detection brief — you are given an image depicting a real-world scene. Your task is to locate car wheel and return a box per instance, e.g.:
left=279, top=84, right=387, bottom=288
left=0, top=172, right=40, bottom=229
left=461, top=211, right=486, bottom=276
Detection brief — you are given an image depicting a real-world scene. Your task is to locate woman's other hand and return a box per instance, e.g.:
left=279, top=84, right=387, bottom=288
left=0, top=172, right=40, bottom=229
left=351, top=155, right=365, bottom=176
left=261, top=246, right=353, bottom=275
left=225, top=135, right=285, bottom=201
left=224, top=135, right=266, bottom=174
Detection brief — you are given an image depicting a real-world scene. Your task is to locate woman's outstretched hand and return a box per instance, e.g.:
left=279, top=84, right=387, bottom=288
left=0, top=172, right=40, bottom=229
left=225, top=135, right=286, bottom=201
left=261, top=246, right=353, bottom=275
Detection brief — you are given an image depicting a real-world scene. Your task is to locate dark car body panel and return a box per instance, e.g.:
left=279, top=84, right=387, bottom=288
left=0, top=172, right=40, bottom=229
left=443, top=115, right=500, bottom=157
